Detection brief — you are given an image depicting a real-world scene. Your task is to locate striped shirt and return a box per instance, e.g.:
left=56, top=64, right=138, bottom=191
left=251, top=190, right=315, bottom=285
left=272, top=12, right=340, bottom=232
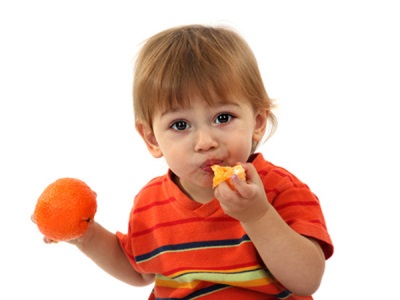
left=117, top=153, right=333, bottom=299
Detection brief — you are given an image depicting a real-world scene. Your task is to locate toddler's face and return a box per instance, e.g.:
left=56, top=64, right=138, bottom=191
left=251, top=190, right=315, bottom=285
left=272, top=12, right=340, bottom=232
left=140, top=95, right=266, bottom=202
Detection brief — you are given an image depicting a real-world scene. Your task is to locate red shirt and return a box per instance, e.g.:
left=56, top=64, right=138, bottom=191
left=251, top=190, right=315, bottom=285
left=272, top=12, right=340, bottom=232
left=117, top=153, right=333, bottom=299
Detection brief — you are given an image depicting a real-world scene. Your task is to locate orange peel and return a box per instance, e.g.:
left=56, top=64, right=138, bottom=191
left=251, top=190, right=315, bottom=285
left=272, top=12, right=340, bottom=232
left=33, top=178, right=97, bottom=241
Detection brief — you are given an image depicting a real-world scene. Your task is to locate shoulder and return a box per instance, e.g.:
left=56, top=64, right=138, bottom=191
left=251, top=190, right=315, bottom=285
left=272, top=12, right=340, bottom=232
left=250, top=153, right=317, bottom=208
left=252, top=154, right=334, bottom=258
left=251, top=153, right=307, bottom=190
left=138, top=174, right=169, bottom=194
left=133, top=170, right=181, bottom=205
left=133, top=173, right=170, bottom=205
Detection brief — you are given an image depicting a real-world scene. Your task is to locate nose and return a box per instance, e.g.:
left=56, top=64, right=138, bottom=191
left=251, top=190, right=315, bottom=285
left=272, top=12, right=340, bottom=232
left=194, top=127, right=218, bottom=152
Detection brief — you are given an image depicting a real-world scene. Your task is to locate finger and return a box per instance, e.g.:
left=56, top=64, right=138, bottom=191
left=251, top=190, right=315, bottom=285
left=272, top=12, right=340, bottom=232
left=239, top=163, right=258, bottom=181
left=229, top=174, right=254, bottom=198
left=229, top=174, right=245, bottom=190
left=213, top=181, right=227, bottom=199
left=43, top=236, right=58, bottom=244
left=214, top=181, right=237, bottom=201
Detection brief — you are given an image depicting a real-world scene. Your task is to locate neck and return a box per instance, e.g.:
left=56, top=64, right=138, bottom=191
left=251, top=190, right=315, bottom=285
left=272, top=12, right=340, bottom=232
left=172, top=174, right=215, bottom=204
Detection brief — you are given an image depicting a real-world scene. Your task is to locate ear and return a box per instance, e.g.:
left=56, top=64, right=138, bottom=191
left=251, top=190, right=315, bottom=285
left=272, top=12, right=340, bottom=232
left=136, top=122, right=163, bottom=158
left=252, top=109, right=268, bottom=142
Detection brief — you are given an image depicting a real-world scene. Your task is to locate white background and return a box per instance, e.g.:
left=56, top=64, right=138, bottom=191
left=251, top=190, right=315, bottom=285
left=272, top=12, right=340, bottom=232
left=1, top=1, right=399, bottom=299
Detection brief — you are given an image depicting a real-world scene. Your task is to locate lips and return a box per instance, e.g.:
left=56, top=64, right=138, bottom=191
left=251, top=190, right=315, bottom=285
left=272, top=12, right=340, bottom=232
left=200, top=159, right=223, bottom=173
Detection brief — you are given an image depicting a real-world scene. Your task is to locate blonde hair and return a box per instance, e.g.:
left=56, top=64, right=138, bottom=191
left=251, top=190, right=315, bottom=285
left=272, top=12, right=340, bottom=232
left=133, top=24, right=277, bottom=139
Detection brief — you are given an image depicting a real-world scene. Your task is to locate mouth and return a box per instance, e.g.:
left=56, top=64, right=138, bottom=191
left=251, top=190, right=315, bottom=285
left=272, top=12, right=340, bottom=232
left=200, top=159, right=223, bottom=173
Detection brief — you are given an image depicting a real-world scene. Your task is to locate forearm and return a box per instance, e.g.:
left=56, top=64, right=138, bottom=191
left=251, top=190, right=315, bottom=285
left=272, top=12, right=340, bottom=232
left=241, top=206, right=325, bottom=296
left=74, top=222, right=154, bottom=286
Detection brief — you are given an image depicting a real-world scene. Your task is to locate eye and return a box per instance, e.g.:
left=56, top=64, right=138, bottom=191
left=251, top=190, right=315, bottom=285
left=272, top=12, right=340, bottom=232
left=171, top=120, right=190, bottom=131
left=215, top=113, right=233, bottom=124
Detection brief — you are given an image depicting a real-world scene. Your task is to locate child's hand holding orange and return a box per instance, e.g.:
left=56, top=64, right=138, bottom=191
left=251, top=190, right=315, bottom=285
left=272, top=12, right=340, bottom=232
left=33, top=178, right=97, bottom=242
left=212, top=163, right=270, bottom=223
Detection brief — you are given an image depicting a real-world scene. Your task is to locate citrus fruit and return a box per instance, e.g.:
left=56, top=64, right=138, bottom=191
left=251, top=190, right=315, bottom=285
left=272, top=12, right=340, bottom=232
left=33, top=177, right=97, bottom=241
left=211, top=165, right=246, bottom=189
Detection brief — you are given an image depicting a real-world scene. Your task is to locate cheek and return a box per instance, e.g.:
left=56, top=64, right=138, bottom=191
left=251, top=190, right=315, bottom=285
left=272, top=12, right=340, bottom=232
left=157, top=139, right=186, bottom=167
left=221, top=128, right=253, bottom=158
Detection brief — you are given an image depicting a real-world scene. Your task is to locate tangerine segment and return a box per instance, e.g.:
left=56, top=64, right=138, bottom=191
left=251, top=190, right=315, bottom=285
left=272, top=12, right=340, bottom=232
left=211, top=165, right=246, bottom=189
left=33, top=178, right=97, bottom=241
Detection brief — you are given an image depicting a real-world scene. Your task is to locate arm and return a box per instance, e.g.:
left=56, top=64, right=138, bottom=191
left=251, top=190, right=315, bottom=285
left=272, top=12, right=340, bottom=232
left=73, top=222, right=154, bottom=286
left=68, top=222, right=154, bottom=286
left=240, top=208, right=325, bottom=295
left=214, top=163, right=325, bottom=296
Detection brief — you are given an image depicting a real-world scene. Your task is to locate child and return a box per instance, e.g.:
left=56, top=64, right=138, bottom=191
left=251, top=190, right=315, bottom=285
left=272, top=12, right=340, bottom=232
left=38, top=25, right=333, bottom=299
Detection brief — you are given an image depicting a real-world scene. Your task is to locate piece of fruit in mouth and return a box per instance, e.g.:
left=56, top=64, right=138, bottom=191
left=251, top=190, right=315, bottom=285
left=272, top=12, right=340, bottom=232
left=211, top=164, right=246, bottom=189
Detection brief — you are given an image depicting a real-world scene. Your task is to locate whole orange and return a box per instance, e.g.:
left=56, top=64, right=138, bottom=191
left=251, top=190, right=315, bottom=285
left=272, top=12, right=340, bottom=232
left=33, top=177, right=97, bottom=241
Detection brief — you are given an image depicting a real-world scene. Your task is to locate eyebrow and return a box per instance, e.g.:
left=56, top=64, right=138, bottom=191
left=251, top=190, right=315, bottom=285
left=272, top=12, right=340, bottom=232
left=160, top=101, right=240, bottom=117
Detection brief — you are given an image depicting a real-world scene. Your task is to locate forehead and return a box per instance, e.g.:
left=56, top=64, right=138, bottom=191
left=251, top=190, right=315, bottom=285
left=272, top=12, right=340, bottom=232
left=156, top=89, right=244, bottom=116
left=163, top=98, right=242, bottom=115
